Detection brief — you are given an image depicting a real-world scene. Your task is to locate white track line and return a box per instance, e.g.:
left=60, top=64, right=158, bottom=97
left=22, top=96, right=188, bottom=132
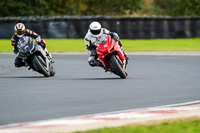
left=156, top=100, right=200, bottom=108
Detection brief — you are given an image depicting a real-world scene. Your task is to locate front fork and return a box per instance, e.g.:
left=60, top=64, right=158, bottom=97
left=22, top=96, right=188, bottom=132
left=123, top=59, right=127, bottom=71
left=37, top=45, right=51, bottom=71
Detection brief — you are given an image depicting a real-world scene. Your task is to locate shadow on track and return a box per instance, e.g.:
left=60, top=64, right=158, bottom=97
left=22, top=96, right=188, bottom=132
left=0, top=76, right=45, bottom=78
left=56, top=77, right=122, bottom=80
left=76, top=77, right=121, bottom=80
left=0, top=76, right=125, bottom=80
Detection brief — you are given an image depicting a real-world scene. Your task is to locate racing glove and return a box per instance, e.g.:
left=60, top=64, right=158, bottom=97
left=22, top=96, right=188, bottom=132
left=109, top=32, right=119, bottom=42
left=36, top=36, right=41, bottom=43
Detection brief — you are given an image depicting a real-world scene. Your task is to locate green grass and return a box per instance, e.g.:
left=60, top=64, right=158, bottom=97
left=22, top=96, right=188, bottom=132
left=74, top=118, right=200, bottom=133
left=1, top=38, right=200, bottom=52
left=122, top=38, right=200, bottom=51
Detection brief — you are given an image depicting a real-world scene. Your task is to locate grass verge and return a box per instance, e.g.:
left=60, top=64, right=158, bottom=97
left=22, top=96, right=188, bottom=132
left=0, top=38, right=200, bottom=52
left=75, top=117, right=200, bottom=133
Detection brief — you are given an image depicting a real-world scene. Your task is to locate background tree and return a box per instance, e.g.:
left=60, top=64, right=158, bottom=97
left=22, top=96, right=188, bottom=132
left=81, top=0, right=142, bottom=16
left=0, top=0, right=142, bottom=16
left=0, top=0, right=199, bottom=17
left=0, top=0, right=49, bottom=16
left=154, top=0, right=200, bottom=17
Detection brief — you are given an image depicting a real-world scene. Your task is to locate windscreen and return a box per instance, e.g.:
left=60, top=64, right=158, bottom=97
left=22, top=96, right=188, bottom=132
left=94, top=34, right=108, bottom=46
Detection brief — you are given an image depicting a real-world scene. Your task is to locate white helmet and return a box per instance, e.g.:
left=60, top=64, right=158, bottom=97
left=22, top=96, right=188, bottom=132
left=14, top=23, right=25, bottom=37
left=89, top=21, right=101, bottom=36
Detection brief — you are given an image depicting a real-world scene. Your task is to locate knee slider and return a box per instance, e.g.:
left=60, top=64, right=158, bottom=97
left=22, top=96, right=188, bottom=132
left=88, top=60, right=95, bottom=67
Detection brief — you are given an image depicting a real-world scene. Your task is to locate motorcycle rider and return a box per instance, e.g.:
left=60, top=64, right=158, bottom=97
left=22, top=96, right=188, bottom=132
left=84, top=21, right=128, bottom=68
left=11, top=23, right=51, bottom=67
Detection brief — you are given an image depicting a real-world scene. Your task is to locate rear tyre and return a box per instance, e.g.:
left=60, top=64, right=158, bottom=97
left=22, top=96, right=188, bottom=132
left=109, top=55, right=127, bottom=79
left=32, top=56, right=50, bottom=77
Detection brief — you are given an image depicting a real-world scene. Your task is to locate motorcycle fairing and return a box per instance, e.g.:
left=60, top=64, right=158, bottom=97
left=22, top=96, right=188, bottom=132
left=96, top=35, right=125, bottom=70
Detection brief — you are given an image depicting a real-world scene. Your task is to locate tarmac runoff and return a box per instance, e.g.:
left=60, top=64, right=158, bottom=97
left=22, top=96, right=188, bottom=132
left=0, top=101, right=200, bottom=133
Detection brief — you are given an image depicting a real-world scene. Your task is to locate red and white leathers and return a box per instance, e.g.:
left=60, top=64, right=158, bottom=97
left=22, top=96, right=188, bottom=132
left=11, top=29, right=47, bottom=54
left=11, top=29, right=50, bottom=67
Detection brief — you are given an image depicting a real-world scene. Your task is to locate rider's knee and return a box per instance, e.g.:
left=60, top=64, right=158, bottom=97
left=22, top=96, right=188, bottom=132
left=88, top=59, right=103, bottom=67
left=14, top=57, right=25, bottom=67
left=88, top=60, right=95, bottom=67
left=14, top=63, right=24, bottom=67
left=88, top=56, right=95, bottom=67
left=14, top=64, right=20, bottom=68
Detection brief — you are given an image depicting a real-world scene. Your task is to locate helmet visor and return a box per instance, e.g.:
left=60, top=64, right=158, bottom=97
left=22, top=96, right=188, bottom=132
left=90, top=29, right=101, bottom=35
left=15, top=30, right=25, bottom=35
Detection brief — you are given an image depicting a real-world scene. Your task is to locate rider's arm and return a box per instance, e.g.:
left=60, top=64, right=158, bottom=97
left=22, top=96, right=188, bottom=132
left=86, top=45, right=96, bottom=56
left=84, top=37, right=91, bottom=48
left=85, top=37, right=96, bottom=55
left=25, top=29, right=40, bottom=39
left=102, top=28, right=119, bottom=42
left=25, top=29, right=41, bottom=44
left=109, top=32, right=119, bottom=42
left=11, top=35, right=18, bottom=54
left=102, top=28, right=110, bottom=34
left=84, top=32, right=97, bottom=55
left=25, top=29, right=46, bottom=49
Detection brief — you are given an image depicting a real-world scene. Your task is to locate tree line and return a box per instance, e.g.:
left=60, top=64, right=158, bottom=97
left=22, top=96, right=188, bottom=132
left=0, top=0, right=199, bottom=17
left=154, top=0, right=200, bottom=17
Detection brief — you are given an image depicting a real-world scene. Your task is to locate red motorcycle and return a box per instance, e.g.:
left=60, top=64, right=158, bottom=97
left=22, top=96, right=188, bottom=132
left=95, top=34, right=128, bottom=79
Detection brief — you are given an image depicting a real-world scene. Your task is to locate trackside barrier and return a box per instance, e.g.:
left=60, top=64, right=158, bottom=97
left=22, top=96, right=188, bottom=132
left=0, top=16, right=200, bottom=39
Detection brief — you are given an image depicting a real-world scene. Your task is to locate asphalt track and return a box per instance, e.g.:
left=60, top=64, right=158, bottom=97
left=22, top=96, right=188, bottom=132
left=0, top=53, right=200, bottom=125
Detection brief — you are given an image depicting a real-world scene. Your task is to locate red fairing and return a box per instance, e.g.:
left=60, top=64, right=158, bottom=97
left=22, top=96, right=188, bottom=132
left=96, top=35, right=125, bottom=70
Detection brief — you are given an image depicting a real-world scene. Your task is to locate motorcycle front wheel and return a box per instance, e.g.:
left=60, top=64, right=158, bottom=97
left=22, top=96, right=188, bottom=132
left=32, top=56, right=50, bottom=77
left=49, top=64, right=56, bottom=76
left=109, top=55, right=127, bottom=79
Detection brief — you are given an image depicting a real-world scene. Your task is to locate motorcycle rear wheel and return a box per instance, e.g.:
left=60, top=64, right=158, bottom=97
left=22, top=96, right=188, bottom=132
left=109, top=55, right=127, bottom=79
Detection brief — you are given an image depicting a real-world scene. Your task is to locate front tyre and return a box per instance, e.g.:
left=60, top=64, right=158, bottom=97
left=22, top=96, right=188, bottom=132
left=32, top=56, right=50, bottom=77
left=50, top=64, right=56, bottom=76
left=109, top=55, right=127, bottom=79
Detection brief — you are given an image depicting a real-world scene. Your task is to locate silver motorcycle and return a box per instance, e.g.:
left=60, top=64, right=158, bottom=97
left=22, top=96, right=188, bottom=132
left=17, top=36, right=55, bottom=77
